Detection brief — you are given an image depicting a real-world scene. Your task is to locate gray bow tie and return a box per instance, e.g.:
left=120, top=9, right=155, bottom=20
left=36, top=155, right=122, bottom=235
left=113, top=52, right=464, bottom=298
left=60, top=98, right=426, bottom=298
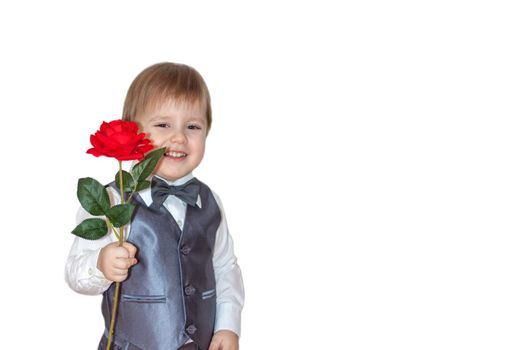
left=151, top=177, right=200, bottom=210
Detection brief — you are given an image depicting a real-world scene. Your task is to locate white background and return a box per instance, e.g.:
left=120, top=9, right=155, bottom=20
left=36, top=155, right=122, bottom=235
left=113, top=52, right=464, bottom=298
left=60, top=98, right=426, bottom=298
left=0, top=1, right=519, bottom=349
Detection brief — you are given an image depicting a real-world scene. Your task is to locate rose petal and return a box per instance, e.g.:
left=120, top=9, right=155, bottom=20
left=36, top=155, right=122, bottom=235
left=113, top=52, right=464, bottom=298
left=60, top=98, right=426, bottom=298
left=87, top=120, right=154, bottom=160
left=86, top=148, right=103, bottom=157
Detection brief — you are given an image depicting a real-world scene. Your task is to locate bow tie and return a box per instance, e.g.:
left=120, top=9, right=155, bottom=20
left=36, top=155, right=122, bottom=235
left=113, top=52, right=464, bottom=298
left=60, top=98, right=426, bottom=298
left=151, top=177, right=201, bottom=210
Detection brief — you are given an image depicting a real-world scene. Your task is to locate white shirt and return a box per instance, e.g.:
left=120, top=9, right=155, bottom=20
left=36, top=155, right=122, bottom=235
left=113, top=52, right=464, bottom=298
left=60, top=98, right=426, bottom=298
left=65, top=173, right=244, bottom=336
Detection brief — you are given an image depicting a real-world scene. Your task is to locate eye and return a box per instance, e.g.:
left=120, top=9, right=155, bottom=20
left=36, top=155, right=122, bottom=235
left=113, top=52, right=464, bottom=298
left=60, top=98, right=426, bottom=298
left=154, top=123, right=169, bottom=128
left=187, top=124, right=202, bottom=130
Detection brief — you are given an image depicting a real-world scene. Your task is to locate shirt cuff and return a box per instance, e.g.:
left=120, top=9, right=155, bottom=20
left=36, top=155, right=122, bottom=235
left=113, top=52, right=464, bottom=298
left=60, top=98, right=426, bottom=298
left=84, top=249, right=112, bottom=288
left=214, top=302, right=242, bottom=337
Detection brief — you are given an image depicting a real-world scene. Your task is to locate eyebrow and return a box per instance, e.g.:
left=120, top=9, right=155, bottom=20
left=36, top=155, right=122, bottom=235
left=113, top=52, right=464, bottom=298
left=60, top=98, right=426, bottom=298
left=188, top=117, right=207, bottom=125
left=147, top=115, right=207, bottom=125
left=147, top=115, right=169, bottom=123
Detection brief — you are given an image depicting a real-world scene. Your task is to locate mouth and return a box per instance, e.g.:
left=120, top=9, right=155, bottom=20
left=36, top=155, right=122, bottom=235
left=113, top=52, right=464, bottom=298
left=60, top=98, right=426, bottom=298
left=164, top=150, right=188, bottom=160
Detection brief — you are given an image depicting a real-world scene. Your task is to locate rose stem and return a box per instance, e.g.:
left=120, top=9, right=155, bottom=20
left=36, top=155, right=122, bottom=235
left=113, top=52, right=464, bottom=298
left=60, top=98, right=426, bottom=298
left=106, top=160, right=126, bottom=350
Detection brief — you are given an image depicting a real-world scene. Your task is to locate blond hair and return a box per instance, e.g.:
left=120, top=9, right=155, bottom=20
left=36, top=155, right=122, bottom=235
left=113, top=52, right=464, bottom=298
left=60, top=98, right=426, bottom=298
left=122, top=62, right=212, bottom=133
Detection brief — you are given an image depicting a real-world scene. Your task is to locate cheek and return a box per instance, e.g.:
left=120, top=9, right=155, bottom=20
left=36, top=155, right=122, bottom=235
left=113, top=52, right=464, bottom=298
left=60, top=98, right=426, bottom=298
left=188, top=132, right=205, bottom=145
left=189, top=137, right=206, bottom=160
left=145, top=130, right=167, bottom=146
left=196, top=137, right=206, bottom=153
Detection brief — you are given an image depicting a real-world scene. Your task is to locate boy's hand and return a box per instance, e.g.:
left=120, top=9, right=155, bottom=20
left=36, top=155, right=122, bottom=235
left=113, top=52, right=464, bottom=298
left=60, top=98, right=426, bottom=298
left=209, top=330, right=239, bottom=350
left=97, top=242, right=138, bottom=282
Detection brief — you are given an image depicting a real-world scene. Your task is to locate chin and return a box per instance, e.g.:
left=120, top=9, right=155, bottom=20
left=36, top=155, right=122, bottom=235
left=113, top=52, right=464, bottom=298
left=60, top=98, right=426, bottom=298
left=157, top=170, right=190, bottom=181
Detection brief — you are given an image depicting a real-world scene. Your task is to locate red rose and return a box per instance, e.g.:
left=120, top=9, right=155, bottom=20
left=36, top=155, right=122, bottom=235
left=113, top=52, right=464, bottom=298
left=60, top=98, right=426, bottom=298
left=87, top=120, right=154, bottom=161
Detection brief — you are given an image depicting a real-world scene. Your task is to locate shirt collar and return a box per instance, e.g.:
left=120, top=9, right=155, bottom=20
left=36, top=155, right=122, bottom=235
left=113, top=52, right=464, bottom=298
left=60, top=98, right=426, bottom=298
left=139, top=173, right=202, bottom=208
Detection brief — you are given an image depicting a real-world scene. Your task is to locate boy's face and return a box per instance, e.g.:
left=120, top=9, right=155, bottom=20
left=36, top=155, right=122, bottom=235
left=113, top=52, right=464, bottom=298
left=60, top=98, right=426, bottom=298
left=136, top=99, right=207, bottom=181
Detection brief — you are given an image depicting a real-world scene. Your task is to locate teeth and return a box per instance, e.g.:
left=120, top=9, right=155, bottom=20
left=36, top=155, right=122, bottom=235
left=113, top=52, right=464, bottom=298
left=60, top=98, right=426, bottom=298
left=167, top=151, right=187, bottom=158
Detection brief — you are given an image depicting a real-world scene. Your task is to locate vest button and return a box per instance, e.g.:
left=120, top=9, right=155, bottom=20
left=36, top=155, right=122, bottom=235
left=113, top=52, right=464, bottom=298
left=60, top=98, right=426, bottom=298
left=185, top=285, right=196, bottom=296
left=186, top=324, right=197, bottom=335
left=180, top=246, right=191, bottom=255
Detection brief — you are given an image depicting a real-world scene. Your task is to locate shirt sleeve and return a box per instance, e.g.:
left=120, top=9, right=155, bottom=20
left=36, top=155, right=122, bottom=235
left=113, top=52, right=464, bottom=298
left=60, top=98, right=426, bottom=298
left=211, top=191, right=245, bottom=337
left=65, top=188, right=120, bottom=295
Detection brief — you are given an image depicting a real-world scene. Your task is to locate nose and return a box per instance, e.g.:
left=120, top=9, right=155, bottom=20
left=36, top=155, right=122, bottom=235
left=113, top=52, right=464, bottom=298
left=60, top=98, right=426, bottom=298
left=169, top=129, right=187, bottom=144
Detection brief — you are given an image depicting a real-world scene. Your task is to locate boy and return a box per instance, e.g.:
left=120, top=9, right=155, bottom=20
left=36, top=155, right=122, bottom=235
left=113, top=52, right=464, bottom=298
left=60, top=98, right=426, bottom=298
left=66, top=62, right=244, bottom=350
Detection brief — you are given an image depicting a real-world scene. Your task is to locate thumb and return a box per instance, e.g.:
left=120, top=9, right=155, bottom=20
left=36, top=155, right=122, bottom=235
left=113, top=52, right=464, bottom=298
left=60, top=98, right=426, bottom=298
left=122, top=242, right=138, bottom=259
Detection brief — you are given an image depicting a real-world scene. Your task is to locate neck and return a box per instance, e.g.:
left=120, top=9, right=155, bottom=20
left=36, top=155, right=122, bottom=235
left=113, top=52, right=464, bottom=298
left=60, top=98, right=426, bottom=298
left=154, top=173, right=194, bottom=186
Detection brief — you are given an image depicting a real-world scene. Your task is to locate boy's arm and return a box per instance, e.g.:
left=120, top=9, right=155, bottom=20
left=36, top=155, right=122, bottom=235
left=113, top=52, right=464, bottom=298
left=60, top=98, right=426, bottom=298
left=211, top=191, right=245, bottom=337
left=65, top=206, right=116, bottom=295
left=65, top=186, right=122, bottom=295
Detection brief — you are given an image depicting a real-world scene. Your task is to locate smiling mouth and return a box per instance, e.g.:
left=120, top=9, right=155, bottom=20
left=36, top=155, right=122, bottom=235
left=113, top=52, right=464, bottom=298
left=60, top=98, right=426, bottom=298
left=165, top=151, right=187, bottom=159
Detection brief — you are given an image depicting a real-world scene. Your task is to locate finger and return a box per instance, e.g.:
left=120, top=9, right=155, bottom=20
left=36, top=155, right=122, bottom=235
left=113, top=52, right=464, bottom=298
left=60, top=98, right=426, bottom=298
left=111, top=273, right=128, bottom=282
left=122, top=242, right=137, bottom=258
left=113, top=257, right=137, bottom=269
left=105, top=267, right=127, bottom=280
left=112, top=247, right=138, bottom=264
left=222, top=340, right=237, bottom=350
left=110, top=265, right=130, bottom=274
left=208, top=339, right=220, bottom=350
left=112, top=246, right=132, bottom=259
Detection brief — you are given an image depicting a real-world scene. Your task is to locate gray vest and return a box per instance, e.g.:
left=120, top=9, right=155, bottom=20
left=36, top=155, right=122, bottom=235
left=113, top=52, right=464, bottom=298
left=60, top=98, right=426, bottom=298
left=100, top=179, right=221, bottom=350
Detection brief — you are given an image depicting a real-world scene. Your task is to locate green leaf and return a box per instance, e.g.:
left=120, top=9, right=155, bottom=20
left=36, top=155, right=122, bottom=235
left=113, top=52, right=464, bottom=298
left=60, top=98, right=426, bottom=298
left=71, top=218, right=108, bottom=240
left=115, top=170, right=135, bottom=193
left=106, top=203, right=135, bottom=228
left=135, top=180, right=151, bottom=192
left=132, top=147, right=165, bottom=182
left=77, top=178, right=110, bottom=216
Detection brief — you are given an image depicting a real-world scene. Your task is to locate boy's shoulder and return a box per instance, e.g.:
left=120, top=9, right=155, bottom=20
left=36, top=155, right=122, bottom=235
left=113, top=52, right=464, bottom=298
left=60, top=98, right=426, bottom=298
left=193, top=177, right=226, bottom=210
left=194, top=177, right=220, bottom=199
